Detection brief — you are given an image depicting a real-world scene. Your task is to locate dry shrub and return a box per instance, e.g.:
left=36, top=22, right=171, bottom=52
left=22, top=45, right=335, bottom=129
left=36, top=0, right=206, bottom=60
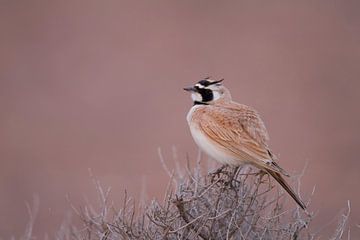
left=18, top=155, right=351, bottom=240
left=68, top=160, right=348, bottom=240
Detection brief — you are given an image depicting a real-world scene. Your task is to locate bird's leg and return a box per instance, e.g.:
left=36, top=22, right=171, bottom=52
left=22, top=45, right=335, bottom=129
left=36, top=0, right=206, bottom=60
left=227, top=166, right=239, bottom=181
left=232, top=166, right=239, bottom=176
left=209, top=165, right=227, bottom=176
left=209, top=165, right=226, bottom=183
left=227, top=166, right=240, bottom=188
left=266, top=172, right=272, bottom=190
left=255, top=169, right=268, bottom=183
left=213, top=166, right=240, bottom=187
left=255, top=170, right=273, bottom=190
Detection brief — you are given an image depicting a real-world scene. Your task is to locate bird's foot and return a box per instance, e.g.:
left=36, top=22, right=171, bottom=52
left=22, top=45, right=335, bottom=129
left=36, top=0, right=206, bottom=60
left=212, top=166, right=239, bottom=187
left=255, top=170, right=269, bottom=183
left=209, top=165, right=226, bottom=183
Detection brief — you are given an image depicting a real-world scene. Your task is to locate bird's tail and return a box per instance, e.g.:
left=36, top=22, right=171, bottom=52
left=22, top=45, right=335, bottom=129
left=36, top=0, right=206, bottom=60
left=266, top=170, right=307, bottom=210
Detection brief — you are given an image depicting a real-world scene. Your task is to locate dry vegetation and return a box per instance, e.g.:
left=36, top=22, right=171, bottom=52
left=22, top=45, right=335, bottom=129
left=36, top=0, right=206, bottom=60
left=17, top=153, right=350, bottom=240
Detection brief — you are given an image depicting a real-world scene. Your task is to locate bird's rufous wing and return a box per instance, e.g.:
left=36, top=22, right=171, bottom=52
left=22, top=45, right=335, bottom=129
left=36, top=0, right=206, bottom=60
left=199, top=106, right=288, bottom=175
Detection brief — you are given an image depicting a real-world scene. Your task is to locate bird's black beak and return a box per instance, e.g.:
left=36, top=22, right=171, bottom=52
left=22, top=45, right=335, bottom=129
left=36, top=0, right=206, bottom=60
left=183, top=86, right=197, bottom=92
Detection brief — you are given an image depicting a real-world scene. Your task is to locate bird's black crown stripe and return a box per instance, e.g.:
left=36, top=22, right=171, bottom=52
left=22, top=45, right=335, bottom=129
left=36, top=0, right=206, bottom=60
left=197, top=78, right=224, bottom=87
left=198, top=80, right=212, bottom=87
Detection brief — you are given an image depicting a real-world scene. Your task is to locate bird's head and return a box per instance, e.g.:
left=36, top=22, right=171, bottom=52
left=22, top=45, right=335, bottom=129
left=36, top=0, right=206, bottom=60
left=184, top=77, right=231, bottom=105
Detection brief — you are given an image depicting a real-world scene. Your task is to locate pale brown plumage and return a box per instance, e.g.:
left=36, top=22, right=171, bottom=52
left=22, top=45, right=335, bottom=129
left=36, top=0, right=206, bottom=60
left=196, top=101, right=288, bottom=175
left=185, top=79, right=306, bottom=210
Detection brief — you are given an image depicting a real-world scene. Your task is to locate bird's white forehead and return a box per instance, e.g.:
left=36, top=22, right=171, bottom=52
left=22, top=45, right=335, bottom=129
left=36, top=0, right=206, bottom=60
left=195, top=83, right=205, bottom=88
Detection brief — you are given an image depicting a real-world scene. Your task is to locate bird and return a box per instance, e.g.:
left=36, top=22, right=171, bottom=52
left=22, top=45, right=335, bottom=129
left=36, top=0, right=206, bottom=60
left=184, top=77, right=306, bottom=210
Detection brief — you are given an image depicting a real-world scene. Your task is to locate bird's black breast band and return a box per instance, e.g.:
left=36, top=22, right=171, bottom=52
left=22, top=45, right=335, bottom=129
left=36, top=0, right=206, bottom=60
left=193, top=101, right=209, bottom=106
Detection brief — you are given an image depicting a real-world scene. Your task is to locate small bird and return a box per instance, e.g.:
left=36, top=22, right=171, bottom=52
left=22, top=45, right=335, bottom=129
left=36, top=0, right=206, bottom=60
left=184, top=77, right=306, bottom=210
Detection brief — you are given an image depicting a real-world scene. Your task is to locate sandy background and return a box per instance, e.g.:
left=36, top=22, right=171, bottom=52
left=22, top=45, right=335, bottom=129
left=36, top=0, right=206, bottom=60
left=1, top=0, right=360, bottom=238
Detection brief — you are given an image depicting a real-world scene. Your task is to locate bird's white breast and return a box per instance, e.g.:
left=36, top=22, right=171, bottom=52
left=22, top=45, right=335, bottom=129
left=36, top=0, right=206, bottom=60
left=186, top=106, right=239, bottom=166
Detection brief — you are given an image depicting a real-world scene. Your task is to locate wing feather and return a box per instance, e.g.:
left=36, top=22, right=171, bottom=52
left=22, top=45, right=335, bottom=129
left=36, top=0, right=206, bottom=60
left=199, top=105, right=288, bottom=175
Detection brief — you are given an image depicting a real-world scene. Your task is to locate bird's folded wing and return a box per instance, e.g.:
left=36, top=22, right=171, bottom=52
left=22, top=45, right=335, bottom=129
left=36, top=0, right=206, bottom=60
left=199, top=107, right=288, bottom=175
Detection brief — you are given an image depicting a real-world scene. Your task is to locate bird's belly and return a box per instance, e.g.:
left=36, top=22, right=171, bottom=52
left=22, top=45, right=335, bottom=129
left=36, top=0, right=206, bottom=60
left=189, top=125, right=240, bottom=166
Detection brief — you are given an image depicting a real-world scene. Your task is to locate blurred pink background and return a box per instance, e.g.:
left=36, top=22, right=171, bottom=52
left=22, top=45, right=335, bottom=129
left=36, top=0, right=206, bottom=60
left=1, top=0, right=360, bottom=238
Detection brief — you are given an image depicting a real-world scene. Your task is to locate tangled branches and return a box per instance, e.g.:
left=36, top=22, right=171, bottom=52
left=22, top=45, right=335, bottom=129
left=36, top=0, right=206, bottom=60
left=71, top=164, right=317, bottom=240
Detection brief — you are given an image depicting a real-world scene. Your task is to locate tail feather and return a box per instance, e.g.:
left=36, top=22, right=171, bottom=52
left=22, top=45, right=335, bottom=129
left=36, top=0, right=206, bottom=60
left=267, top=170, right=306, bottom=210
